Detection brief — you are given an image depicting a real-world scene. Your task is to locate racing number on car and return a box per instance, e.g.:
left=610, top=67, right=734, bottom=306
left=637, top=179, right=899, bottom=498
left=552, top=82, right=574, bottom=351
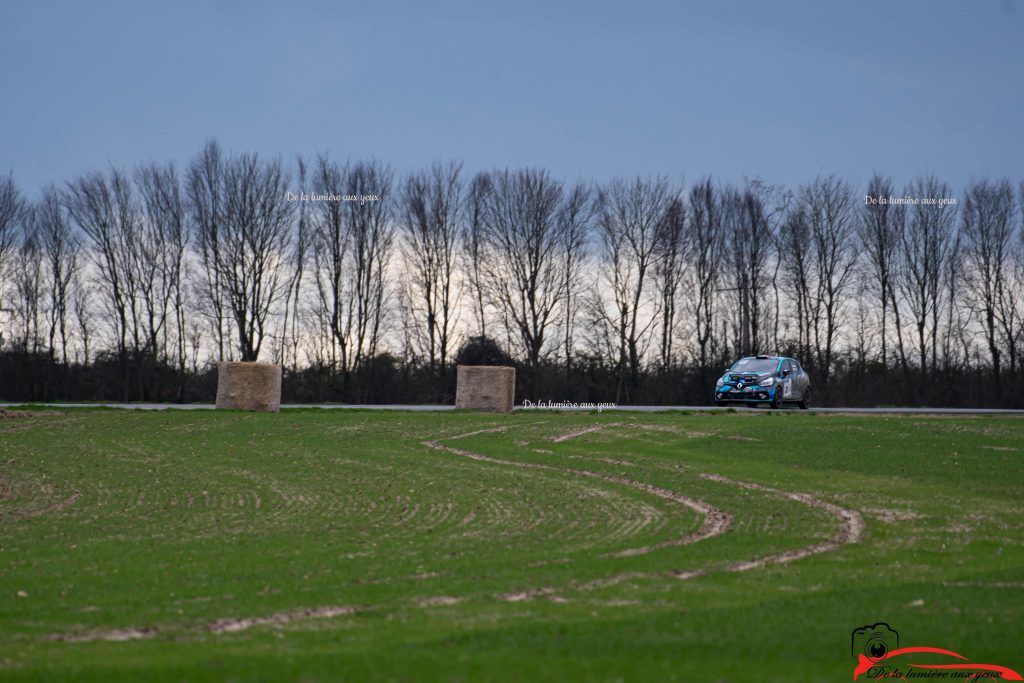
left=783, top=379, right=792, bottom=398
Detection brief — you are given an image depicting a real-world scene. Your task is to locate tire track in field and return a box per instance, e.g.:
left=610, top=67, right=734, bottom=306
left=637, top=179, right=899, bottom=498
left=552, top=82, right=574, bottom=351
left=549, top=423, right=623, bottom=443
left=698, top=473, right=864, bottom=570
left=575, top=477, right=864, bottom=591
left=426, top=426, right=864, bottom=596
left=2, top=475, right=82, bottom=522
left=440, top=425, right=675, bottom=546
left=44, top=445, right=865, bottom=642
left=42, top=424, right=867, bottom=643
left=422, top=433, right=733, bottom=558
left=7, top=491, right=81, bottom=521
left=234, top=443, right=577, bottom=539
left=49, top=605, right=369, bottom=642
left=424, top=428, right=728, bottom=595
left=49, top=593, right=464, bottom=643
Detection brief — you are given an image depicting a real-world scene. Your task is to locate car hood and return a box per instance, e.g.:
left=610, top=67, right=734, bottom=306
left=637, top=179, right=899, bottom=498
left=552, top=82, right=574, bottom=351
left=724, top=371, right=772, bottom=383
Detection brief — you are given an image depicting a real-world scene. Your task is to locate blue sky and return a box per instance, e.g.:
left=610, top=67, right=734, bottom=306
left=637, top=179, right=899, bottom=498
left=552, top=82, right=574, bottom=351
left=1, top=0, right=1021, bottom=195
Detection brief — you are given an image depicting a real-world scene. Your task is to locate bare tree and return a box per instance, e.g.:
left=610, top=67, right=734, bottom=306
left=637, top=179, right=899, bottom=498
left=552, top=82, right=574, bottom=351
left=276, top=156, right=309, bottom=372
left=187, top=141, right=229, bottom=360
left=654, top=197, right=686, bottom=371
left=686, top=178, right=725, bottom=381
left=726, top=180, right=782, bottom=356
left=8, top=227, right=45, bottom=352
left=64, top=168, right=142, bottom=398
left=219, top=153, right=295, bottom=361
left=73, top=274, right=93, bottom=365
left=0, top=176, right=23, bottom=263
left=36, top=187, right=80, bottom=365
left=67, top=164, right=191, bottom=397
left=478, top=168, right=575, bottom=377
left=399, top=161, right=463, bottom=373
left=462, top=173, right=492, bottom=339
left=940, top=229, right=971, bottom=377
left=557, top=181, right=592, bottom=376
left=961, top=179, right=1017, bottom=394
left=310, top=155, right=349, bottom=371
left=0, top=176, right=26, bottom=344
left=309, top=158, right=394, bottom=377
left=595, top=176, right=677, bottom=399
left=858, top=174, right=906, bottom=372
left=137, top=162, right=189, bottom=377
left=802, top=175, right=858, bottom=381
left=779, top=205, right=813, bottom=361
left=188, top=146, right=298, bottom=363
left=1016, top=182, right=1024, bottom=377
left=994, top=186, right=1021, bottom=380
left=897, top=176, right=958, bottom=377
left=342, top=160, right=394, bottom=373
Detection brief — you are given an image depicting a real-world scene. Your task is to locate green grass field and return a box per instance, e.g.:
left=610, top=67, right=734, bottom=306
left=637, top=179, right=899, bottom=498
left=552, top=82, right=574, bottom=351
left=2, top=408, right=1022, bottom=682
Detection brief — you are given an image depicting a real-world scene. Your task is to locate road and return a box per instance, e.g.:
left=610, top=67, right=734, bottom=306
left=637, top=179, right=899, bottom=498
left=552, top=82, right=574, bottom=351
left=2, top=403, right=1023, bottom=415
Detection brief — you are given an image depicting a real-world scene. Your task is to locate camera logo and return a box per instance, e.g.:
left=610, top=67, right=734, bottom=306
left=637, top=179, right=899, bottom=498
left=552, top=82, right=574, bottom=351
left=849, top=622, right=1022, bottom=680
left=851, top=623, right=899, bottom=662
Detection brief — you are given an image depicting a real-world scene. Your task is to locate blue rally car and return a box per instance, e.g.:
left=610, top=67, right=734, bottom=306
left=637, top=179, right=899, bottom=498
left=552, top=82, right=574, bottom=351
left=714, top=355, right=811, bottom=409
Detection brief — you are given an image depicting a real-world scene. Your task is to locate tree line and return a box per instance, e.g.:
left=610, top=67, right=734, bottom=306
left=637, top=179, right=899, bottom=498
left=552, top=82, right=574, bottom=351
left=1, top=140, right=1022, bottom=406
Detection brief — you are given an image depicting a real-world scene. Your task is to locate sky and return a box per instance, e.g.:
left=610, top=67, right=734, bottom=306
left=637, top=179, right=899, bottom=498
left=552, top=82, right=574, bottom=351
left=1, top=0, right=1022, bottom=196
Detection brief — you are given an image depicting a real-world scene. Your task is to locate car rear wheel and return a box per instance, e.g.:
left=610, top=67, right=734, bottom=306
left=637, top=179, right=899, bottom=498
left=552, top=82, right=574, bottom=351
left=798, top=388, right=810, bottom=410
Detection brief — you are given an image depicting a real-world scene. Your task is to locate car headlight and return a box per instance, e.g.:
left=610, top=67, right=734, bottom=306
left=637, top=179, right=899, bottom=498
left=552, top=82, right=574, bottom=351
left=716, top=376, right=725, bottom=387
left=759, top=376, right=776, bottom=387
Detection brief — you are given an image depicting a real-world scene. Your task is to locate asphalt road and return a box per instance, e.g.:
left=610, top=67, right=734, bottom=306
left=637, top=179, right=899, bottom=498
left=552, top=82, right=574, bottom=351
left=2, top=403, right=1023, bottom=415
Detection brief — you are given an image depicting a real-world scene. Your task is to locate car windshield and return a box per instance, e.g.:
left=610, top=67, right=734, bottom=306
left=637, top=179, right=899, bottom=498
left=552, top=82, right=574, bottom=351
left=729, top=358, right=779, bottom=374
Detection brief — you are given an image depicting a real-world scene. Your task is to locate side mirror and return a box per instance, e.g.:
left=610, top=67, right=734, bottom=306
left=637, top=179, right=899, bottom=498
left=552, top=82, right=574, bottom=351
left=781, top=369, right=791, bottom=377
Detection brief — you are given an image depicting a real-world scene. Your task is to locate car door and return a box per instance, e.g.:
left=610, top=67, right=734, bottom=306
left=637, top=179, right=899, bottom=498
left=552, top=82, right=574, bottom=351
left=792, top=360, right=809, bottom=398
left=780, top=360, right=796, bottom=400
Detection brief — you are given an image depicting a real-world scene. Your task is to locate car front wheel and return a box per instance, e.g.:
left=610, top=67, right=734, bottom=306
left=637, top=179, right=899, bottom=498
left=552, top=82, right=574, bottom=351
left=772, top=388, right=784, bottom=409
